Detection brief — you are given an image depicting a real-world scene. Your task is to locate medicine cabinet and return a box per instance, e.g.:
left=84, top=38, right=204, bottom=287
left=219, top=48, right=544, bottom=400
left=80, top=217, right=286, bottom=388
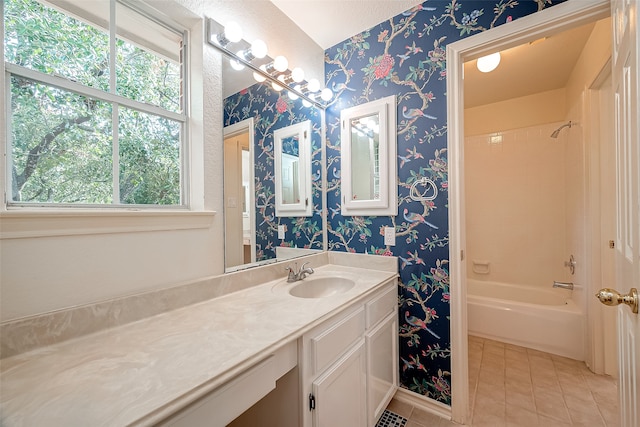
left=274, top=120, right=312, bottom=217
left=340, top=95, right=397, bottom=216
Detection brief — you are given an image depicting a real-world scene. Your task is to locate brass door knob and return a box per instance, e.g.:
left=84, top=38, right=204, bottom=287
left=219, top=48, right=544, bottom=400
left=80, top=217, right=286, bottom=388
left=595, top=288, right=638, bottom=313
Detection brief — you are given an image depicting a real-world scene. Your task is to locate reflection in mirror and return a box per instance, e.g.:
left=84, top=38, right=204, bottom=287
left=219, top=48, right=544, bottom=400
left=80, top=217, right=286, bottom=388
left=341, top=95, right=397, bottom=216
left=224, top=119, right=255, bottom=270
left=350, top=114, right=380, bottom=201
left=222, top=55, right=324, bottom=272
left=275, top=120, right=312, bottom=217
left=280, top=135, right=300, bottom=205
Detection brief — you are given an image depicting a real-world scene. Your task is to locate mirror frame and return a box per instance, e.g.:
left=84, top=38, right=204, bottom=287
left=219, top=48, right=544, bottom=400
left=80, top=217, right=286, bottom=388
left=274, top=120, right=313, bottom=217
left=340, top=95, right=397, bottom=216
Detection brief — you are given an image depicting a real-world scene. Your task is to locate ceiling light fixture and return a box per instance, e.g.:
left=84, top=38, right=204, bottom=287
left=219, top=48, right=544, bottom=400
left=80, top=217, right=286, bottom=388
left=476, top=52, right=501, bottom=73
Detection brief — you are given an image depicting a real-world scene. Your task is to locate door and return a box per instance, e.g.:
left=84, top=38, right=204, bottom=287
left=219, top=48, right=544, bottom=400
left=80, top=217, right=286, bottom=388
left=223, top=133, right=246, bottom=269
left=312, top=339, right=366, bottom=427
left=610, top=0, right=639, bottom=425
left=366, top=312, right=398, bottom=427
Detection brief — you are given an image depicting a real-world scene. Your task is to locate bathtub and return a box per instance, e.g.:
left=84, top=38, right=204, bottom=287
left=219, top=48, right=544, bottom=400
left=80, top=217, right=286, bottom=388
left=467, top=279, right=584, bottom=360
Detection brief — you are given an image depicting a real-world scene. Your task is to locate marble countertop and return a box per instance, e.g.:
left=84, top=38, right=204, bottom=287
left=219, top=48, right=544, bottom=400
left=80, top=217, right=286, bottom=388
left=0, top=264, right=397, bottom=426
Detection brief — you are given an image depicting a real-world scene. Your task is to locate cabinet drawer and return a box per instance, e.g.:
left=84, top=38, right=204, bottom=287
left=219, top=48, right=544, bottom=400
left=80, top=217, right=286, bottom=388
left=311, top=307, right=365, bottom=374
left=161, top=341, right=297, bottom=427
left=366, top=282, right=396, bottom=328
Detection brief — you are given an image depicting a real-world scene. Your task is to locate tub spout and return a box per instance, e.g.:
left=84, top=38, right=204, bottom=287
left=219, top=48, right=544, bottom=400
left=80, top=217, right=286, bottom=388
left=553, top=281, right=574, bottom=290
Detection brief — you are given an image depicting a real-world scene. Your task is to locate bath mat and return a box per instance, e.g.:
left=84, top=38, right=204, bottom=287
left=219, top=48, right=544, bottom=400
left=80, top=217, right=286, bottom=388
left=375, top=409, right=408, bottom=427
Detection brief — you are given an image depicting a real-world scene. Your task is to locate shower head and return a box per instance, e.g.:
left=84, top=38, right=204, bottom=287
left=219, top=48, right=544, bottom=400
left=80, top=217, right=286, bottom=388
left=551, top=121, right=573, bottom=138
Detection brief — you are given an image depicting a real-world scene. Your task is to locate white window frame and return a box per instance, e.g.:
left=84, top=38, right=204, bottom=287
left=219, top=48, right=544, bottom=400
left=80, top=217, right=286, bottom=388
left=3, top=0, right=190, bottom=209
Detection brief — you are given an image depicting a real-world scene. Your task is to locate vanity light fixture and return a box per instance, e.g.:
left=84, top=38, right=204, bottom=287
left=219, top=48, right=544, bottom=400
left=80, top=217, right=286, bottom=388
left=288, top=90, right=299, bottom=100
left=230, top=55, right=245, bottom=71
left=206, top=16, right=333, bottom=108
left=291, top=67, right=305, bottom=83
left=215, top=21, right=243, bottom=47
left=307, top=78, right=320, bottom=93
left=476, top=52, right=501, bottom=73
left=253, top=64, right=268, bottom=83
left=273, top=55, right=289, bottom=72
left=239, top=39, right=268, bottom=62
left=272, top=75, right=286, bottom=91
left=320, top=87, right=333, bottom=101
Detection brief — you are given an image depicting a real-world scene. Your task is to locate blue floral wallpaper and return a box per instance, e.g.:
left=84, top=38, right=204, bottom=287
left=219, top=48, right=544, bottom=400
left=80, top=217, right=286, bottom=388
left=324, top=0, right=565, bottom=404
left=224, top=85, right=323, bottom=261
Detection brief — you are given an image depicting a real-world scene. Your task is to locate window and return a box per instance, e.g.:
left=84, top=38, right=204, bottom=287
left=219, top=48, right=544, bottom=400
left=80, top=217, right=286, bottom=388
left=3, top=0, right=187, bottom=206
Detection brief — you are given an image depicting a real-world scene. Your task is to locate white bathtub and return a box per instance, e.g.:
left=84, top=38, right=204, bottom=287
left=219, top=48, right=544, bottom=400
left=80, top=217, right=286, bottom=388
left=467, top=279, right=584, bottom=360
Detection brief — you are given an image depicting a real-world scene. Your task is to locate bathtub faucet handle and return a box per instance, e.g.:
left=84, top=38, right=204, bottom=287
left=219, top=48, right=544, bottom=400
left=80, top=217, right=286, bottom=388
left=564, top=255, right=576, bottom=275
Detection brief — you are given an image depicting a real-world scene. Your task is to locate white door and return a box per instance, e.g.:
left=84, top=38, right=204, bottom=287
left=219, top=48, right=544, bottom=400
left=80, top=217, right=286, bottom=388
left=609, top=0, right=640, bottom=425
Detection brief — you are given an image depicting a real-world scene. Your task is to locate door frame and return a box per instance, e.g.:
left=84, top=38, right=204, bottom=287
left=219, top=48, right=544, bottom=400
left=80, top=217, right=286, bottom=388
left=585, top=62, right=618, bottom=376
left=224, top=118, right=256, bottom=268
left=446, top=1, right=611, bottom=423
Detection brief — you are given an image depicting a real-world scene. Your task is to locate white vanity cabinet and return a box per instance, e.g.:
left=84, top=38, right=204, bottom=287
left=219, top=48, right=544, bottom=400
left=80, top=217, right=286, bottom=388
left=300, top=278, right=398, bottom=427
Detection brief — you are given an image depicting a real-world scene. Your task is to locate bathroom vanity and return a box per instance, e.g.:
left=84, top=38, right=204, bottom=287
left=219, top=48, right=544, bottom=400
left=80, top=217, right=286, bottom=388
left=0, top=253, right=398, bottom=426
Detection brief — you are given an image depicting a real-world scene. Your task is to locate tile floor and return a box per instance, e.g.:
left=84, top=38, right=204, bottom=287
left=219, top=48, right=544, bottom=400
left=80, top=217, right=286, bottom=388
left=385, top=335, right=619, bottom=426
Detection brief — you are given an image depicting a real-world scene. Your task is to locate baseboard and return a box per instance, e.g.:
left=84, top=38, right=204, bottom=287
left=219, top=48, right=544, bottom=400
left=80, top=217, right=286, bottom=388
left=392, top=388, right=452, bottom=420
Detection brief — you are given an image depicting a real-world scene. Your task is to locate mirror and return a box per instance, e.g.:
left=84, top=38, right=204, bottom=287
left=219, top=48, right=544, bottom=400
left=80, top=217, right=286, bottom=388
left=340, top=95, right=397, bottom=216
left=222, top=53, right=324, bottom=272
left=275, top=120, right=312, bottom=217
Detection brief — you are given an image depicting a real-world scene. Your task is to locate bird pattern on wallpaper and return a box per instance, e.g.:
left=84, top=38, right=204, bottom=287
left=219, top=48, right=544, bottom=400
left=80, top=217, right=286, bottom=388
left=224, top=85, right=323, bottom=261
left=324, top=0, right=565, bottom=405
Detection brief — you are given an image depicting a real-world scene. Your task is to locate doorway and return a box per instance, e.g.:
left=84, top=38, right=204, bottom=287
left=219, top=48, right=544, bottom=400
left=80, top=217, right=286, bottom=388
left=224, top=119, right=256, bottom=270
left=446, top=1, right=611, bottom=423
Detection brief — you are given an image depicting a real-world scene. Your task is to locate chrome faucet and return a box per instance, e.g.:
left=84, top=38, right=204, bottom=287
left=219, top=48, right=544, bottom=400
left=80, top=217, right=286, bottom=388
left=553, top=281, right=574, bottom=290
left=285, top=261, right=314, bottom=282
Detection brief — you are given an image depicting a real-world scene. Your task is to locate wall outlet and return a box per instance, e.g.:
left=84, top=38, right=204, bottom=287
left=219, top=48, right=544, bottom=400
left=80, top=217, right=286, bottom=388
left=278, top=225, right=285, bottom=239
left=384, top=226, right=395, bottom=246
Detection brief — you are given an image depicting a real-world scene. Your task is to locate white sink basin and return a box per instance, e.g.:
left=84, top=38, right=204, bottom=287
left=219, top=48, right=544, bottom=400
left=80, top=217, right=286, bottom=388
left=288, top=277, right=355, bottom=298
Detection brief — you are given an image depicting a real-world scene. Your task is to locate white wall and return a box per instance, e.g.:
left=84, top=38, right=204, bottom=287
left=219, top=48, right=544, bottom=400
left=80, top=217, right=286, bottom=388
left=464, top=122, right=569, bottom=288
left=0, top=0, right=324, bottom=322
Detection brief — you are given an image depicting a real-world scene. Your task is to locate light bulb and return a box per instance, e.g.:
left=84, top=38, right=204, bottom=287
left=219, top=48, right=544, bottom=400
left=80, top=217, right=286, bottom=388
left=476, top=52, right=501, bottom=73
left=320, top=88, right=333, bottom=101
left=230, top=54, right=245, bottom=71
left=253, top=64, right=267, bottom=83
left=291, top=67, right=305, bottom=83
left=288, top=91, right=299, bottom=100
left=307, top=78, right=320, bottom=93
left=224, top=22, right=243, bottom=43
left=302, top=99, right=312, bottom=108
left=250, top=39, right=267, bottom=59
left=273, top=55, right=288, bottom=72
left=272, top=76, right=284, bottom=91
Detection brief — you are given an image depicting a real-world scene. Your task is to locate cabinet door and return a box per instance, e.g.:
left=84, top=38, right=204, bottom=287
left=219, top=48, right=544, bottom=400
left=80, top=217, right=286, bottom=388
left=312, top=339, right=366, bottom=427
left=366, top=312, right=398, bottom=426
